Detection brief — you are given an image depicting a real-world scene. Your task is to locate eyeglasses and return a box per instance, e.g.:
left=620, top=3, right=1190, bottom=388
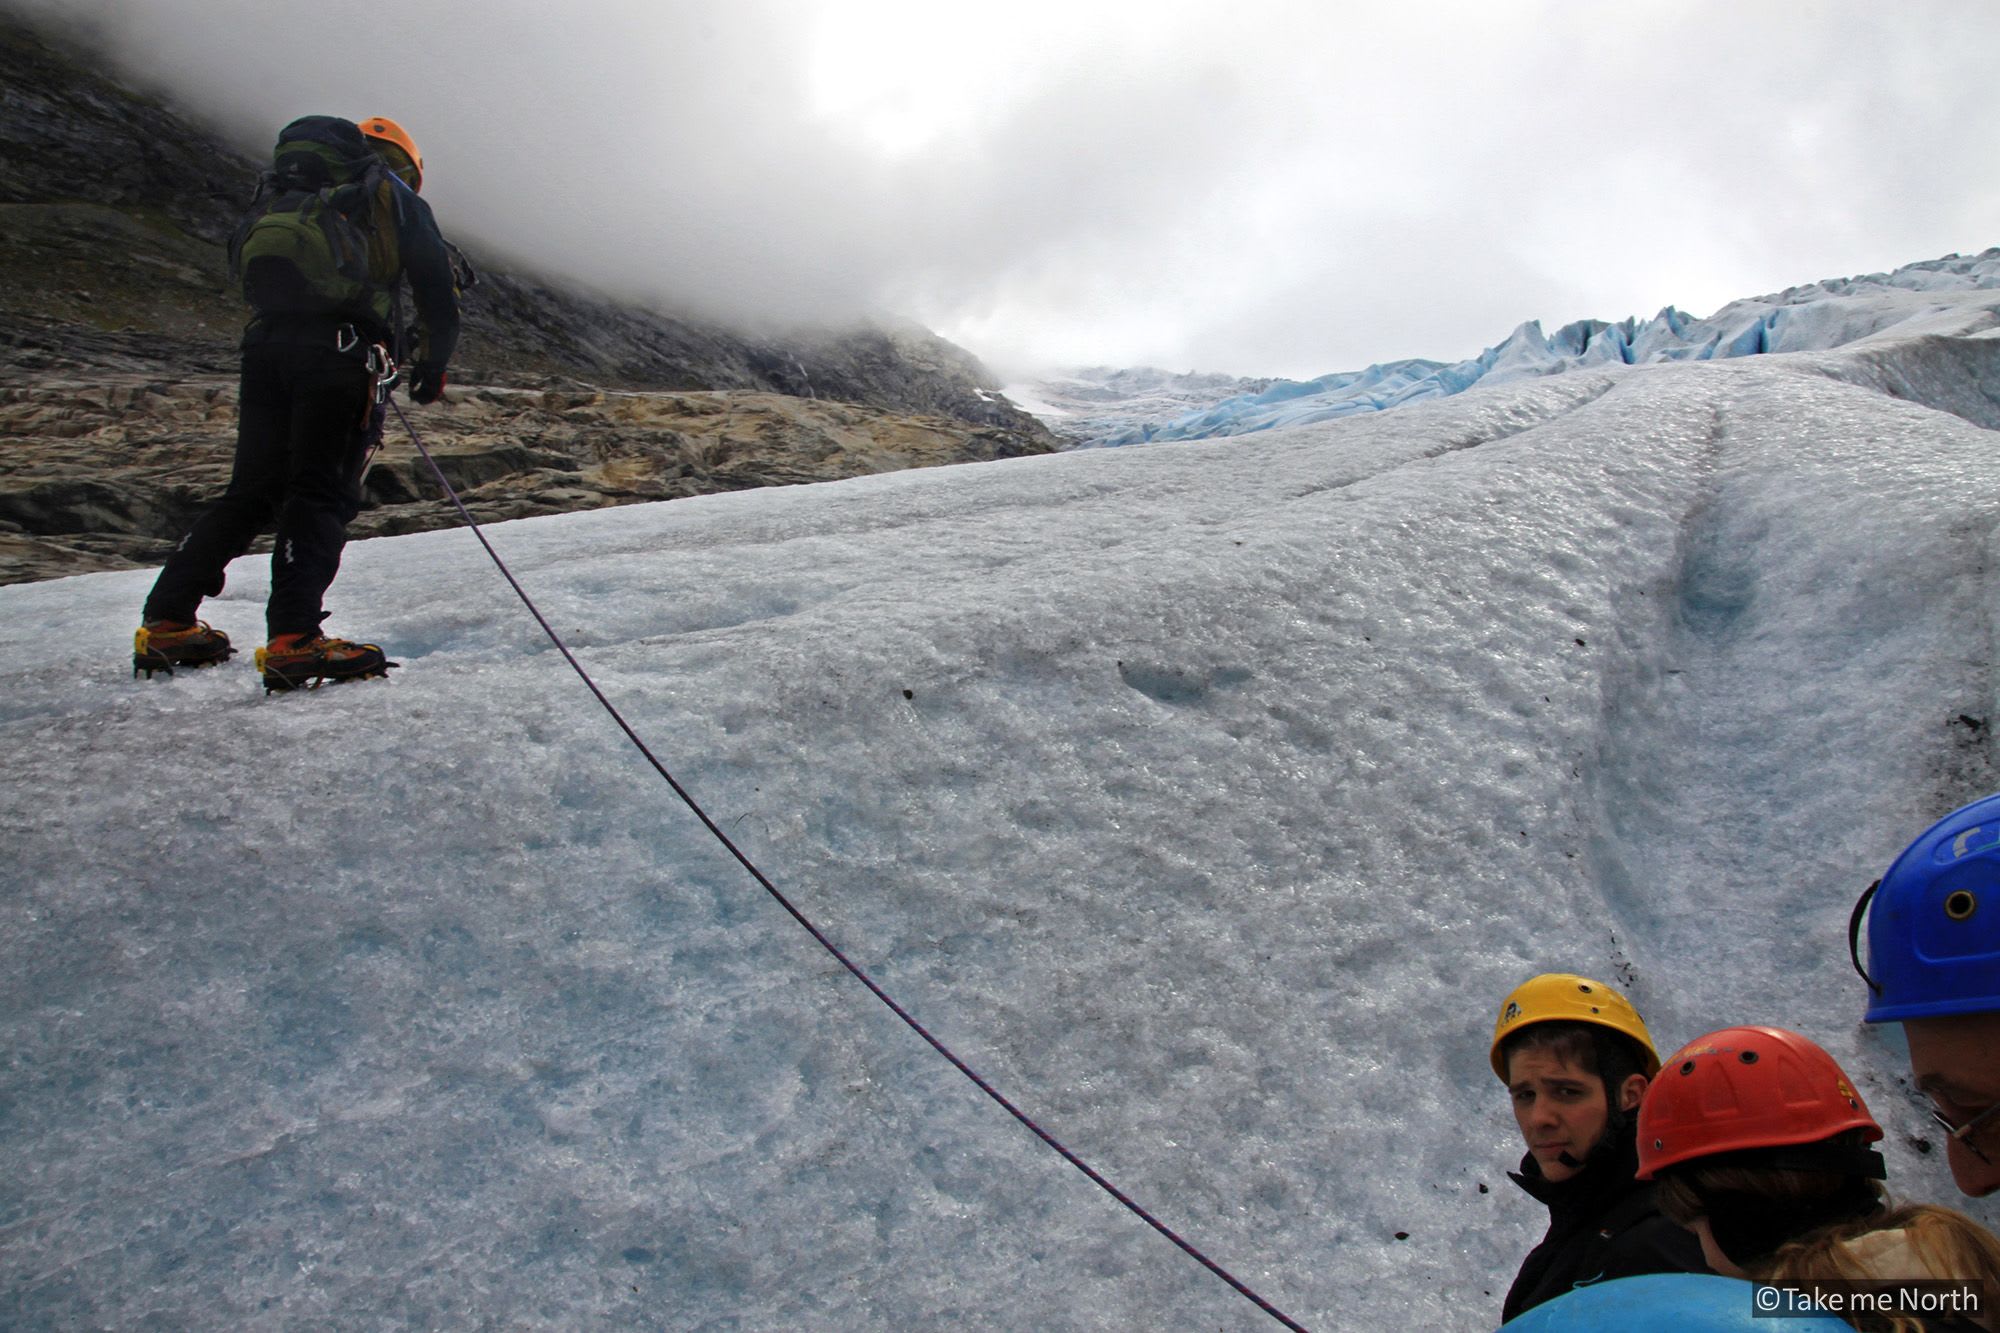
left=1928, top=1099, right=2000, bottom=1165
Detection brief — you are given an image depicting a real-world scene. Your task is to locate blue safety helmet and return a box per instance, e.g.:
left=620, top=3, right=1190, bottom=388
left=1852, top=792, right=2000, bottom=1022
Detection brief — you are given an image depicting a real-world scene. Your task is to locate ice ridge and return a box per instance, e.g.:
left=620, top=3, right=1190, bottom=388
left=1026, top=248, right=2000, bottom=447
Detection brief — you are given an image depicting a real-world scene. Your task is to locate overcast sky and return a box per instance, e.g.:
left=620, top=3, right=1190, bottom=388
left=18, top=0, right=2000, bottom=378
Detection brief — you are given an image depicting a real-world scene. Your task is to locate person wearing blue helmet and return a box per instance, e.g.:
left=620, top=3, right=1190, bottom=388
left=1852, top=792, right=2000, bottom=1197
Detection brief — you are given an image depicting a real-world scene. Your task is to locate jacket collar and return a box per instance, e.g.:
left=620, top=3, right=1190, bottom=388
left=1508, top=1119, right=1645, bottom=1218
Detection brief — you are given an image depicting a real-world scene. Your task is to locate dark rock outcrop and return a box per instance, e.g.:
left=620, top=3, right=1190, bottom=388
left=0, top=375, right=1052, bottom=583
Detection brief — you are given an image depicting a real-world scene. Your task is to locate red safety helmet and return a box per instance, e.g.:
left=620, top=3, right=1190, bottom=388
left=1636, top=1026, right=1882, bottom=1180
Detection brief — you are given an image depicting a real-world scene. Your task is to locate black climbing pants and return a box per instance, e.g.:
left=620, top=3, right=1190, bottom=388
left=144, top=340, right=374, bottom=639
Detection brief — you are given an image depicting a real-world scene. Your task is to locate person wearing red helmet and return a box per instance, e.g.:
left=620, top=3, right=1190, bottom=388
left=1490, top=974, right=1704, bottom=1322
left=1636, top=1026, right=2000, bottom=1329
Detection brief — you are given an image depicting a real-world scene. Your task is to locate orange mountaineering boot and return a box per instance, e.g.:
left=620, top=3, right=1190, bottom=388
left=133, top=620, right=234, bottom=678
left=253, top=632, right=398, bottom=693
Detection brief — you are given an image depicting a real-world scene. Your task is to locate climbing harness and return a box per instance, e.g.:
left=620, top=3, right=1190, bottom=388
left=387, top=400, right=1309, bottom=1331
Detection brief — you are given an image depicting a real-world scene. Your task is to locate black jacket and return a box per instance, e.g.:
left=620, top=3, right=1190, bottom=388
left=379, top=176, right=459, bottom=369
left=1502, top=1121, right=1707, bottom=1322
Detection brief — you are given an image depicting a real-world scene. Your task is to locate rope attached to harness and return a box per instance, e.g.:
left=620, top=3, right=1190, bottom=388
left=386, top=399, right=1308, bottom=1331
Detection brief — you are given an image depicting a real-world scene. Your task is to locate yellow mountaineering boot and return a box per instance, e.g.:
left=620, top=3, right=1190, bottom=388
left=133, top=620, right=234, bottom=678
left=254, top=632, right=398, bottom=693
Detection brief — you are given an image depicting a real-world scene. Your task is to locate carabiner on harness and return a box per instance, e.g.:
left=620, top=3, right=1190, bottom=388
left=366, top=342, right=401, bottom=404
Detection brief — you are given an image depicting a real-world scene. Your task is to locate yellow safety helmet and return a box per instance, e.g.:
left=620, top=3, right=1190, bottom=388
left=1490, top=972, right=1661, bottom=1082
left=358, top=115, right=423, bottom=191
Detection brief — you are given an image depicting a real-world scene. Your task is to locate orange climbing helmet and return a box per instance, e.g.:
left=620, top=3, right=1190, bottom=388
left=358, top=115, right=423, bottom=191
left=1635, top=1026, right=1883, bottom=1180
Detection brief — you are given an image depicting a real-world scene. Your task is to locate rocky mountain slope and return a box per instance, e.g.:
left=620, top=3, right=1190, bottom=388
left=0, top=10, right=1055, bottom=584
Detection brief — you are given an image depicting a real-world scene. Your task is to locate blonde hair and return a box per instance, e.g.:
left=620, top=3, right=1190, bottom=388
left=1657, top=1162, right=2000, bottom=1333
left=1762, top=1205, right=2000, bottom=1333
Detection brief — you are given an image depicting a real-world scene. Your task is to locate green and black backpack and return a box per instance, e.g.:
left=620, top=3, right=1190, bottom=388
left=227, top=115, right=401, bottom=327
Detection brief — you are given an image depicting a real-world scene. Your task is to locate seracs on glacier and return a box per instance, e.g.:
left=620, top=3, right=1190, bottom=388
left=1022, top=249, right=2000, bottom=448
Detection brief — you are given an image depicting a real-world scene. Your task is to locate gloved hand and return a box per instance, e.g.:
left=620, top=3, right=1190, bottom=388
left=409, top=363, right=448, bottom=405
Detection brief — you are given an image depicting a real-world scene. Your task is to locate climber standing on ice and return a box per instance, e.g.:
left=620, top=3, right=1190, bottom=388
left=133, top=113, right=459, bottom=692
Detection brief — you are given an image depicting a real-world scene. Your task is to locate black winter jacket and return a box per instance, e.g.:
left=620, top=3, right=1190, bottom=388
left=377, top=177, right=459, bottom=369
left=1502, top=1121, right=1706, bottom=1322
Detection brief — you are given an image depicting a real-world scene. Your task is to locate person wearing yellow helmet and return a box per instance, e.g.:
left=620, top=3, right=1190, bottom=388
left=1491, top=973, right=1704, bottom=1322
